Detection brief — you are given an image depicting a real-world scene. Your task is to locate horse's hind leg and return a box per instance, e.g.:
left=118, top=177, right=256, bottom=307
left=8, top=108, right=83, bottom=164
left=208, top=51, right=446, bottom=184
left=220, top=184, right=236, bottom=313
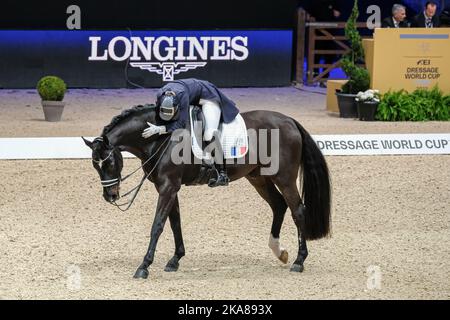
left=164, top=195, right=185, bottom=272
left=272, top=179, right=308, bottom=273
left=290, top=204, right=308, bottom=272
left=246, top=176, right=289, bottom=264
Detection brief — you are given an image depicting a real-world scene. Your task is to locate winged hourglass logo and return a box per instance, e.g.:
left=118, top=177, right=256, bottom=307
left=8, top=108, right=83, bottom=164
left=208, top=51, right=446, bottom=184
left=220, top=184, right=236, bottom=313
left=130, top=62, right=208, bottom=81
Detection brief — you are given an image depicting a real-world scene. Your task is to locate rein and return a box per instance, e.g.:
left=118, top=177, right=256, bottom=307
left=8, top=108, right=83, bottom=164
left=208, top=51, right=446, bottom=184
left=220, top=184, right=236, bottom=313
left=109, top=135, right=172, bottom=212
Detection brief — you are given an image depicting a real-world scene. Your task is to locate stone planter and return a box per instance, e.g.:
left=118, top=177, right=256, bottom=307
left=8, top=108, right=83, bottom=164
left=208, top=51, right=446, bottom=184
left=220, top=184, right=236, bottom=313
left=41, top=100, right=65, bottom=122
left=357, top=101, right=379, bottom=121
left=335, top=92, right=357, bottom=118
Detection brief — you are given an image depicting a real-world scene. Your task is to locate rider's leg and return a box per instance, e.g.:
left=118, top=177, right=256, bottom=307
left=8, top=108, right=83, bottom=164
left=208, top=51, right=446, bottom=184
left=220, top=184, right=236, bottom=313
left=201, top=99, right=221, bottom=141
left=200, top=99, right=229, bottom=187
left=207, top=131, right=229, bottom=187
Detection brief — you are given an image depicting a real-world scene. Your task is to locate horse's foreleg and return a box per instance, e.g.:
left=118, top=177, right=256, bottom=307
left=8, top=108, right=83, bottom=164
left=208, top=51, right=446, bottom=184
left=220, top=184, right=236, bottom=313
left=134, top=189, right=178, bottom=279
left=164, top=195, right=185, bottom=272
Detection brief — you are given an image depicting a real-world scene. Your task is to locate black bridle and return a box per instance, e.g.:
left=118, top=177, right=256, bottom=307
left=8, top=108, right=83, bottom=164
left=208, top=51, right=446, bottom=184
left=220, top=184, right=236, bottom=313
left=95, top=135, right=172, bottom=212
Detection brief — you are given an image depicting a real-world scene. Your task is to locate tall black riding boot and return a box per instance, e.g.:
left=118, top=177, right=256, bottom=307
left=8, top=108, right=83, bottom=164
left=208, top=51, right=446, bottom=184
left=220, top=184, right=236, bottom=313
left=206, top=132, right=229, bottom=187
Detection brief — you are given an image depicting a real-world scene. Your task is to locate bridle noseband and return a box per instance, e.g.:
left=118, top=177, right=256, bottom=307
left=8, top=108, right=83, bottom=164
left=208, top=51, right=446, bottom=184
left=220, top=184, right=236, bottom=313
left=100, top=177, right=121, bottom=188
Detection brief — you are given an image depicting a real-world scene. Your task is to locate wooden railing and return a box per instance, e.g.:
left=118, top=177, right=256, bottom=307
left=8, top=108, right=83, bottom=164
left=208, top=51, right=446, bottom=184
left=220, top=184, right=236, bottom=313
left=295, top=8, right=369, bottom=86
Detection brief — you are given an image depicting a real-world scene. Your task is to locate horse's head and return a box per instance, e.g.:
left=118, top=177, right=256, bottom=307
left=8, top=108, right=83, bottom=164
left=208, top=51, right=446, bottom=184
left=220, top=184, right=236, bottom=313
left=82, top=136, right=124, bottom=203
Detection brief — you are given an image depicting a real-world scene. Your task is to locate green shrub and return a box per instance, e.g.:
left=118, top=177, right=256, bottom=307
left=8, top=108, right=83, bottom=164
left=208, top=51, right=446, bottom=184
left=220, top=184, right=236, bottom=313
left=37, top=76, right=67, bottom=101
left=376, top=86, right=450, bottom=121
left=339, top=0, right=370, bottom=94
left=341, top=57, right=370, bottom=94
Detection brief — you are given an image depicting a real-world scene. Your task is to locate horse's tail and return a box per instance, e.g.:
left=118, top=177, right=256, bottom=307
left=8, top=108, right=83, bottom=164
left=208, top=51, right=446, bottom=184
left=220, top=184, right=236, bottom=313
left=292, top=119, right=331, bottom=240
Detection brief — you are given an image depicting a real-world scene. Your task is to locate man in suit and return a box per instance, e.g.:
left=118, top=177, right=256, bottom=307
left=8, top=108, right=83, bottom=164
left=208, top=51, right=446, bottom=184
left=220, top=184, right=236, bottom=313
left=381, top=4, right=410, bottom=28
left=411, top=1, right=441, bottom=28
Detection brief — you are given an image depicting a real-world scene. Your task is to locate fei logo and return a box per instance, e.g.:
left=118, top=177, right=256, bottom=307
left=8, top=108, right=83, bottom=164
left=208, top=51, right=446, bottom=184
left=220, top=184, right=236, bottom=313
left=88, top=36, right=249, bottom=81
left=417, top=59, right=431, bottom=65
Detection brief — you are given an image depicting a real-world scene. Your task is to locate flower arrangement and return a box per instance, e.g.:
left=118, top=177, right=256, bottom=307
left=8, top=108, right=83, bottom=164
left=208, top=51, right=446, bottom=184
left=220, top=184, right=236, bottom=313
left=355, top=89, right=380, bottom=103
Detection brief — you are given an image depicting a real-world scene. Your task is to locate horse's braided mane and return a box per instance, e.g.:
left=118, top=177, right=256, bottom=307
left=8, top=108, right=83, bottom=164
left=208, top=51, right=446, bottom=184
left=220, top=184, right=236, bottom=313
left=101, top=104, right=156, bottom=136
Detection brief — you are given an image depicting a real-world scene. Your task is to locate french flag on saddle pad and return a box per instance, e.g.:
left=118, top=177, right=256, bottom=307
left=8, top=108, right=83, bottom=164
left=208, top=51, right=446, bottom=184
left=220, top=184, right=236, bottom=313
left=231, top=146, right=248, bottom=157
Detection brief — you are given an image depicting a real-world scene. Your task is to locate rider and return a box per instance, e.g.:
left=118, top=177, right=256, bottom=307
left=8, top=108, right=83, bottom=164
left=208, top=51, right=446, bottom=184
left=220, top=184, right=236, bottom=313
left=142, top=78, right=239, bottom=187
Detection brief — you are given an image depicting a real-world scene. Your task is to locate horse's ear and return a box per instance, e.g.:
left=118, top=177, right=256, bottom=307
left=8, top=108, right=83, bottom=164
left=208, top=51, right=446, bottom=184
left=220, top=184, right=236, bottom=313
left=81, top=136, right=93, bottom=149
left=102, top=135, right=110, bottom=146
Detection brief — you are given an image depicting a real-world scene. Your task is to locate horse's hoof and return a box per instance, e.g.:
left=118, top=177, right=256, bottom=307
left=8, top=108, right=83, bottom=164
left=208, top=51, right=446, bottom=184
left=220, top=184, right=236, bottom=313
left=133, top=268, right=149, bottom=279
left=164, top=257, right=180, bottom=272
left=290, top=264, right=304, bottom=273
left=164, top=264, right=179, bottom=272
left=164, top=260, right=179, bottom=272
left=279, top=250, right=289, bottom=264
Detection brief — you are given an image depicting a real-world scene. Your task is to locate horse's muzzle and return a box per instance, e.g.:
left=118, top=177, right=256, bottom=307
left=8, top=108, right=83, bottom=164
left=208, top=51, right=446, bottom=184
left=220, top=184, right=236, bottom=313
left=104, top=185, right=120, bottom=203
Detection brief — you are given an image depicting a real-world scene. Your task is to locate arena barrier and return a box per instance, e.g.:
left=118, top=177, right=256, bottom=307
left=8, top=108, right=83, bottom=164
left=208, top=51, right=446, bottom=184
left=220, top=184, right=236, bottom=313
left=1, top=134, right=449, bottom=159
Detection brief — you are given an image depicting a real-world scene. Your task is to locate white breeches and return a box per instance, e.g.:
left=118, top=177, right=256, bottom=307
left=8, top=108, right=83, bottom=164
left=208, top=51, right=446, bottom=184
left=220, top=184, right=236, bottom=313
left=199, top=99, right=221, bottom=141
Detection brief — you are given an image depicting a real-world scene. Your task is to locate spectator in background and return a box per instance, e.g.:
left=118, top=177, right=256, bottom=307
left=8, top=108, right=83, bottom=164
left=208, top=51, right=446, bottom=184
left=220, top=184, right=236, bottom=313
left=304, top=0, right=341, bottom=22
left=411, top=1, right=441, bottom=27
left=303, top=0, right=342, bottom=87
left=440, top=5, right=450, bottom=26
left=382, top=4, right=410, bottom=28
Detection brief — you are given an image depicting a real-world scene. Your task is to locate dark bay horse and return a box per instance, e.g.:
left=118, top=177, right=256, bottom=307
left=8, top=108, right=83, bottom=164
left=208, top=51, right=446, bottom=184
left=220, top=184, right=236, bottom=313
left=82, top=104, right=331, bottom=279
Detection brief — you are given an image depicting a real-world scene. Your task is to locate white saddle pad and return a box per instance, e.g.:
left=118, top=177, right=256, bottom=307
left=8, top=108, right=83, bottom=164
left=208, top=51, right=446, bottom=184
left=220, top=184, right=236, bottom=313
left=189, top=106, right=248, bottom=160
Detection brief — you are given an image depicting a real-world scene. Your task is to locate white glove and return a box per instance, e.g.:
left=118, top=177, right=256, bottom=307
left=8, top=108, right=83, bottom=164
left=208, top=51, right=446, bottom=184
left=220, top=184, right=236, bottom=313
left=142, top=122, right=166, bottom=139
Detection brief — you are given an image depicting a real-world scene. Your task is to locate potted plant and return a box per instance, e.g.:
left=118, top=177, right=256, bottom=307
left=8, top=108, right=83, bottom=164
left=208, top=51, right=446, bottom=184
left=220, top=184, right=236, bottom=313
left=336, top=0, right=370, bottom=118
left=355, top=89, right=380, bottom=121
left=37, top=75, right=67, bottom=122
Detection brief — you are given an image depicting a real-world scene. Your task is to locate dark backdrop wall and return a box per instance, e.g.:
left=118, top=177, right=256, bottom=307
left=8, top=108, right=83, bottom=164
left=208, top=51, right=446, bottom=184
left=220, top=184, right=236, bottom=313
left=0, top=0, right=300, bottom=30
left=3, top=0, right=448, bottom=30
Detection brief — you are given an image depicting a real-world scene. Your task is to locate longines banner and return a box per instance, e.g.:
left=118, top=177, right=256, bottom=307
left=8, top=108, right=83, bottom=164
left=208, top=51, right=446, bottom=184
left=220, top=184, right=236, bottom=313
left=0, top=30, right=292, bottom=88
